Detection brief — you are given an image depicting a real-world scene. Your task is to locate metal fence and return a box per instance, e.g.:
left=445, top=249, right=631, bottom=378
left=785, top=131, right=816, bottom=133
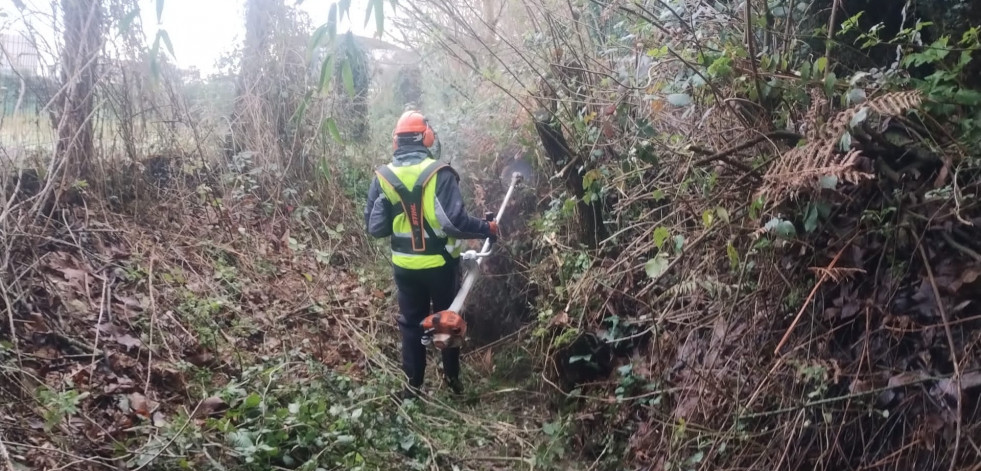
left=0, top=33, right=41, bottom=77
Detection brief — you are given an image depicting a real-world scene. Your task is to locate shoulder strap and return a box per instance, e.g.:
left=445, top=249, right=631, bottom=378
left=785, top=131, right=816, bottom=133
left=375, top=161, right=452, bottom=254
left=414, top=161, right=456, bottom=191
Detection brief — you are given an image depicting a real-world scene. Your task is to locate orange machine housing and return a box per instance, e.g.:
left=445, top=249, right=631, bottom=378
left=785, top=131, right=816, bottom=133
left=421, top=310, right=467, bottom=349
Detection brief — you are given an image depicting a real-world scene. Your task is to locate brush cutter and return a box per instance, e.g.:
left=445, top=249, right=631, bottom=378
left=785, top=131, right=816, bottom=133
left=420, top=165, right=528, bottom=350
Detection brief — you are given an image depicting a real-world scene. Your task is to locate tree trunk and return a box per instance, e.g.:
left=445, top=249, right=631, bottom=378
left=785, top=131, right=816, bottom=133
left=533, top=109, right=608, bottom=249
left=56, top=0, right=103, bottom=179
left=228, top=0, right=281, bottom=159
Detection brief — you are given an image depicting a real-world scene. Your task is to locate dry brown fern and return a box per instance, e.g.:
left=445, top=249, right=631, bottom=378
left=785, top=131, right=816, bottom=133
left=759, top=90, right=923, bottom=202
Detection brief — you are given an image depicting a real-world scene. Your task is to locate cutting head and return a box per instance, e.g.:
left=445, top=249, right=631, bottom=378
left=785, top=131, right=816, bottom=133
left=500, top=155, right=536, bottom=188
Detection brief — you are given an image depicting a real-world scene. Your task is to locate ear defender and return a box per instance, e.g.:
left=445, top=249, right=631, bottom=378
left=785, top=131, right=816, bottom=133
left=421, top=118, right=436, bottom=148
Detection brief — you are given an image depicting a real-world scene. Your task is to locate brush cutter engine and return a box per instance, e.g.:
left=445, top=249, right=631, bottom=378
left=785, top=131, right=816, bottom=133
left=421, top=310, right=467, bottom=350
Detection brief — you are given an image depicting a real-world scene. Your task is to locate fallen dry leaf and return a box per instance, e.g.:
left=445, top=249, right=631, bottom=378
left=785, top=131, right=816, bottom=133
left=59, top=267, right=92, bottom=295
left=115, top=334, right=142, bottom=350
left=152, top=411, right=168, bottom=428
left=114, top=295, right=143, bottom=311
left=887, top=371, right=929, bottom=388
left=33, top=347, right=59, bottom=360
left=935, top=371, right=981, bottom=398
left=192, top=396, right=228, bottom=419
left=128, top=392, right=159, bottom=418
left=549, top=311, right=570, bottom=327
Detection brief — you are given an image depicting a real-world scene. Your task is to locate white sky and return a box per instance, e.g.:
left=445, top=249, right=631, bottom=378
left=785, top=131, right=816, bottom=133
left=0, top=0, right=384, bottom=74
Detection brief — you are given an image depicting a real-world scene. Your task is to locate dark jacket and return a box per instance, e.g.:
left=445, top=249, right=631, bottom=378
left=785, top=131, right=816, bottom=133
left=364, top=146, right=492, bottom=241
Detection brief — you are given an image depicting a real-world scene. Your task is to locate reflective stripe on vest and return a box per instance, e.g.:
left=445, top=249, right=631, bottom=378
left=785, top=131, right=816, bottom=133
left=375, top=158, right=460, bottom=269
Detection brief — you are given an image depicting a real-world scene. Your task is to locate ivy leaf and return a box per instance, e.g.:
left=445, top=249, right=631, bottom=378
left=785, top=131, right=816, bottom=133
left=804, top=204, right=820, bottom=232
left=815, top=56, right=828, bottom=74
left=673, top=235, right=685, bottom=252
left=400, top=434, right=415, bottom=451
left=666, top=93, right=692, bottom=107
left=646, top=46, right=667, bottom=58
left=652, top=227, right=670, bottom=250
left=848, top=106, right=869, bottom=129
left=707, top=56, right=732, bottom=78
left=764, top=217, right=797, bottom=239
left=715, top=206, right=729, bottom=224
left=243, top=393, right=262, bottom=409
left=846, top=88, right=867, bottom=106
left=823, top=71, right=838, bottom=96
left=644, top=253, right=670, bottom=279
left=582, top=168, right=601, bottom=190
left=702, top=209, right=714, bottom=228
left=818, top=175, right=839, bottom=189
left=953, top=88, right=981, bottom=106
left=799, top=61, right=812, bottom=80
left=726, top=242, right=739, bottom=270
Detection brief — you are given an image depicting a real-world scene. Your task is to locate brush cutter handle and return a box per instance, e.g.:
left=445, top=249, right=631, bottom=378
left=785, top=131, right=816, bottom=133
left=446, top=172, right=523, bottom=314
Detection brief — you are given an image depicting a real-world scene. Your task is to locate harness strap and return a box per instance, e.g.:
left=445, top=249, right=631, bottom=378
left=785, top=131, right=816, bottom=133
left=375, top=161, right=456, bottom=258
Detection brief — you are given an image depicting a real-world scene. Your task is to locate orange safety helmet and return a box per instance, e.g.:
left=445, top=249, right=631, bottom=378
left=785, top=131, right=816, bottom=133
left=392, top=110, right=436, bottom=149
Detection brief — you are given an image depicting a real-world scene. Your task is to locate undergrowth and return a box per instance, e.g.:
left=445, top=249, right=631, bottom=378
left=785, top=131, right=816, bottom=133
left=4, top=0, right=981, bottom=470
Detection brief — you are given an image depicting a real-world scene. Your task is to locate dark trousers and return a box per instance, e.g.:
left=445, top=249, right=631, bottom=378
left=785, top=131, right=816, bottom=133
left=394, top=261, right=461, bottom=388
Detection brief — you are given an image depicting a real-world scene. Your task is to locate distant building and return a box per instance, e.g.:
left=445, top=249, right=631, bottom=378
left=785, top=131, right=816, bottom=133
left=0, top=33, right=41, bottom=77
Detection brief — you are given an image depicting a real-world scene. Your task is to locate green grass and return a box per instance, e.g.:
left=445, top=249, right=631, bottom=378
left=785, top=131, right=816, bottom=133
left=0, top=112, right=55, bottom=153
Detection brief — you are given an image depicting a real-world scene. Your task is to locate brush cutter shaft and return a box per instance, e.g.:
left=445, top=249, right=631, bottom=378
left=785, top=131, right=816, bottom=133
left=447, top=172, right=522, bottom=314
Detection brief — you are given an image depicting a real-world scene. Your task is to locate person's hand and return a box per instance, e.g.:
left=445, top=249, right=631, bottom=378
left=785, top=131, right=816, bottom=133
left=488, top=221, right=500, bottom=242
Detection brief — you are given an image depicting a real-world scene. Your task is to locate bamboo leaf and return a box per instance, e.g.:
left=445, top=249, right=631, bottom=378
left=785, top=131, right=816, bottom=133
left=318, top=54, right=334, bottom=94
left=339, top=0, right=351, bottom=21
left=155, top=0, right=164, bottom=24
left=341, top=59, right=355, bottom=97
left=149, top=34, right=162, bottom=80
left=290, top=91, right=313, bottom=124
left=373, top=0, right=385, bottom=37
left=324, top=117, right=343, bottom=144
left=309, top=24, right=329, bottom=60
left=159, top=29, right=175, bottom=58
left=327, top=3, right=337, bottom=41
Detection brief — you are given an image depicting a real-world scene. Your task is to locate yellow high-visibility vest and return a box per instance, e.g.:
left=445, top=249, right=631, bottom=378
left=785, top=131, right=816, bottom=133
left=375, top=158, right=463, bottom=269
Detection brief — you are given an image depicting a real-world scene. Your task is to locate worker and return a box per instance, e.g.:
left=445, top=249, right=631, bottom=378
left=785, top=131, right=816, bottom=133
left=364, top=110, right=499, bottom=399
